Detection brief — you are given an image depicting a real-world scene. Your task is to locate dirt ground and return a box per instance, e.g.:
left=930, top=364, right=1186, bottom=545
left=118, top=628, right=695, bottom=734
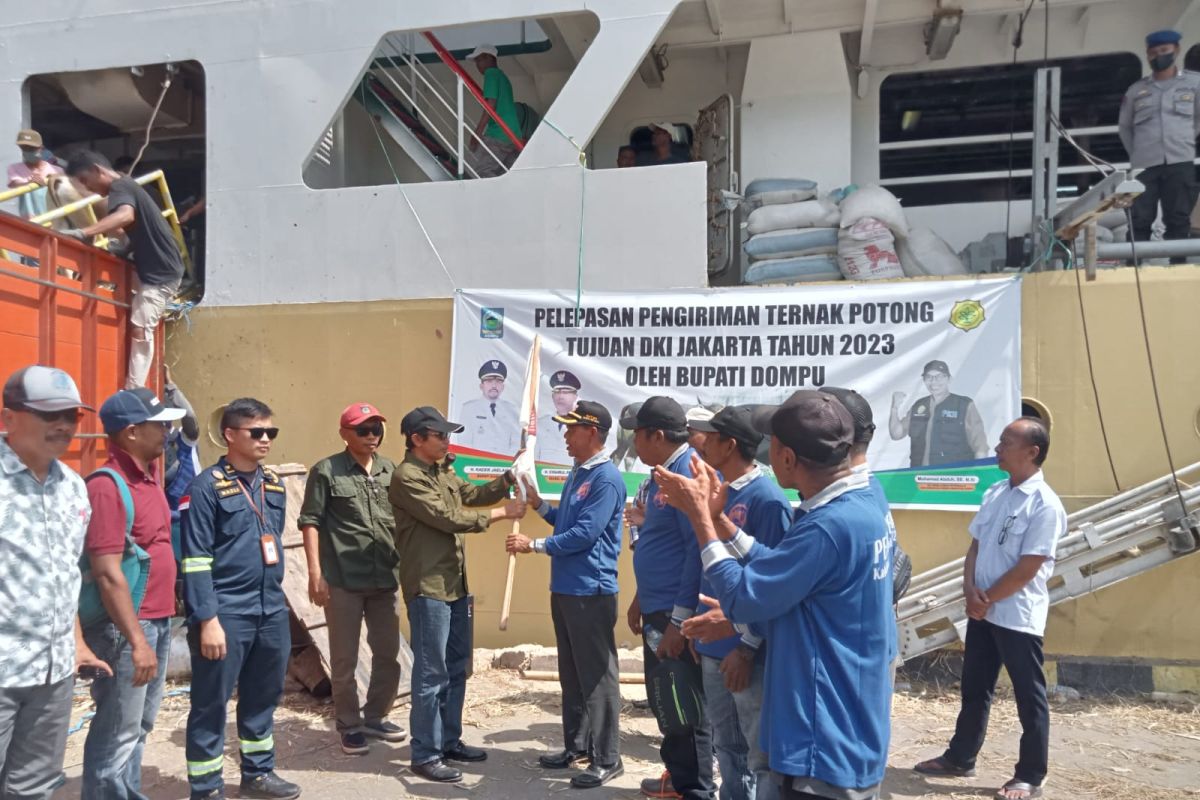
left=59, top=662, right=1200, bottom=800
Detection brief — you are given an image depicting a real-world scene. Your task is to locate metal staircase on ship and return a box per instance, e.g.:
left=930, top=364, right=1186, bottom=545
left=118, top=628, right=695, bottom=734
left=897, top=463, right=1200, bottom=661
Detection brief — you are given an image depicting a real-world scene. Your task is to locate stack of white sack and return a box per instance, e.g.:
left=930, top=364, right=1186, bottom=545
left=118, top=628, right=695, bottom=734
left=1071, top=208, right=1130, bottom=252
left=742, top=178, right=842, bottom=285
left=836, top=185, right=908, bottom=280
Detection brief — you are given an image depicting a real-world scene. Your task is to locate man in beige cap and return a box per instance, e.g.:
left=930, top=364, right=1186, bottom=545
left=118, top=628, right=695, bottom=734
left=650, top=123, right=688, bottom=165
left=7, top=129, right=64, bottom=218
left=465, top=44, right=522, bottom=177
left=0, top=365, right=111, bottom=799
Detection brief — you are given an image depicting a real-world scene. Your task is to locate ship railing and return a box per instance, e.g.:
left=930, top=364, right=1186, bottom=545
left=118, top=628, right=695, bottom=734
left=371, top=30, right=523, bottom=179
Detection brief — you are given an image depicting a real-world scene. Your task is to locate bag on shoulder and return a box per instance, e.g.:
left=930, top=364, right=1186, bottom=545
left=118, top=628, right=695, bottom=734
left=78, top=468, right=152, bottom=628
left=648, top=658, right=705, bottom=735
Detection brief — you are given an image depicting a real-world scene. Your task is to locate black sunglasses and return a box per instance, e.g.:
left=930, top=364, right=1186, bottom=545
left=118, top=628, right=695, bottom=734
left=421, top=429, right=449, bottom=440
left=353, top=423, right=384, bottom=438
left=17, top=406, right=82, bottom=424
left=233, top=426, right=279, bottom=440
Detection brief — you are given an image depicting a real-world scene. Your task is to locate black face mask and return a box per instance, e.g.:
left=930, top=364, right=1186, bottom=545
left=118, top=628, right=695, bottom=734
left=1150, top=52, right=1177, bottom=72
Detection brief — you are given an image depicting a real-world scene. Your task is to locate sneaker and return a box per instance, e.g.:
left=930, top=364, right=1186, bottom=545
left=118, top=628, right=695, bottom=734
left=340, top=731, right=369, bottom=755
left=240, top=772, right=301, bottom=799
left=362, top=720, right=407, bottom=742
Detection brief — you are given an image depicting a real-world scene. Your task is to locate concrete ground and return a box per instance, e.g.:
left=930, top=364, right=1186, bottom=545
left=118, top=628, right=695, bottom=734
left=60, top=660, right=1200, bottom=800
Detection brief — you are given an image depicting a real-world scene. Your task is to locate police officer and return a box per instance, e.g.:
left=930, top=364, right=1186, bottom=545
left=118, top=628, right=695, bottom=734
left=536, top=370, right=582, bottom=466
left=458, top=360, right=519, bottom=456
left=1120, top=29, right=1200, bottom=263
left=888, top=360, right=989, bottom=468
left=181, top=398, right=300, bottom=800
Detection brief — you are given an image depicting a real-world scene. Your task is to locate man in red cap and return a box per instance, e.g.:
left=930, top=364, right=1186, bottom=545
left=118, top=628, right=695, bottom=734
left=298, top=403, right=406, bottom=755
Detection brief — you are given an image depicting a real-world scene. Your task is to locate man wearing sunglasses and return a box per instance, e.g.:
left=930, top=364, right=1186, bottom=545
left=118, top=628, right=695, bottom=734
left=181, top=398, right=300, bottom=800
left=0, top=366, right=111, bottom=800
left=298, top=403, right=406, bottom=756
left=389, top=406, right=526, bottom=782
left=915, top=417, right=1066, bottom=800
left=80, top=388, right=184, bottom=798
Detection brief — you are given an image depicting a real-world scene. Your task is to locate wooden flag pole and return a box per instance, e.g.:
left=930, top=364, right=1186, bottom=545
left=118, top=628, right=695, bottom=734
left=499, top=334, right=541, bottom=632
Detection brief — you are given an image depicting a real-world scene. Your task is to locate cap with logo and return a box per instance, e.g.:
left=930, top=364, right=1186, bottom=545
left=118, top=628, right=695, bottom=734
left=99, top=388, right=185, bottom=435
left=922, top=360, right=951, bottom=377
left=15, top=129, right=43, bottom=149
left=619, top=395, right=687, bottom=433
left=1146, top=29, right=1182, bottom=47
left=752, top=390, right=854, bottom=467
left=479, top=360, right=508, bottom=380
left=549, top=370, right=581, bottom=391
left=3, top=365, right=93, bottom=412
left=553, top=400, right=612, bottom=432
left=401, top=406, right=464, bottom=436
left=687, top=405, right=763, bottom=449
left=340, top=402, right=386, bottom=428
left=818, top=387, right=876, bottom=445
left=467, top=44, right=499, bottom=60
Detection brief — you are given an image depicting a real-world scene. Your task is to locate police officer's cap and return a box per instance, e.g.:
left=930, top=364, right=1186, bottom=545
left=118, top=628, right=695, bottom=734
left=549, top=370, right=581, bottom=391
left=1147, top=30, right=1182, bottom=48
left=479, top=360, right=508, bottom=380
left=553, top=400, right=612, bottom=433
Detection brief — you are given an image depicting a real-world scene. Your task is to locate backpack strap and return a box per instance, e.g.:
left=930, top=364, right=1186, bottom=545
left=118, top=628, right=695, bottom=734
left=87, top=467, right=135, bottom=540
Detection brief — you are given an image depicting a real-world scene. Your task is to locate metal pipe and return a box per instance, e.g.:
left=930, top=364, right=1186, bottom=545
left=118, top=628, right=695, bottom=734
left=1095, top=239, right=1200, bottom=260
left=456, top=77, right=465, bottom=178
left=0, top=264, right=130, bottom=307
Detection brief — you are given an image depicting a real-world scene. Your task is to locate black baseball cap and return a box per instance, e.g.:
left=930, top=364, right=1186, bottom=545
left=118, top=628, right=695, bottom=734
left=818, top=387, right=875, bottom=445
left=687, top=405, right=762, bottom=450
left=922, top=360, right=950, bottom=377
left=400, top=405, right=464, bottom=436
left=99, top=388, right=185, bottom=435
left=553, top=399, right=611, bottom=432
left=619, top=395, right=686, bottom=432
left=752, top=390, right=854, bottom=466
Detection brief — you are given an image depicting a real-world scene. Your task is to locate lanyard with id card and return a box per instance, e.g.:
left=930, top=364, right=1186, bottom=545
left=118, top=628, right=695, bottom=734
left=237, top=476, right=280, bottom=566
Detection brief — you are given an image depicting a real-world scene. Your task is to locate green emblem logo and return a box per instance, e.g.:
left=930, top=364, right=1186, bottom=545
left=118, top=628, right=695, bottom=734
left=949, top=299, right=985, bottom=332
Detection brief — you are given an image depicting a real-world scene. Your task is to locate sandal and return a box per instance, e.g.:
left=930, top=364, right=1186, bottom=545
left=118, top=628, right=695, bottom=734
left=913, top=756, right=976, bottom=777
left=995, top=779, right=1043, bottom=799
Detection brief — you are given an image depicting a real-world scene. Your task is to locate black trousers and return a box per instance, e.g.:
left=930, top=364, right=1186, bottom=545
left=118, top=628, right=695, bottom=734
left=1130, top=162, right=1198, bottom=264
left=642, top=610, right=715, bottom=800
left=550, top=592, right=621, bottom=766
left=944, top=618, right=1049, bottom=786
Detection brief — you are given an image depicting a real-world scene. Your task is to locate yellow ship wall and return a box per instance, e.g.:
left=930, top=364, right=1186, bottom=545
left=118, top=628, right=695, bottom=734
left=169, top=268, right=1200, bottom=662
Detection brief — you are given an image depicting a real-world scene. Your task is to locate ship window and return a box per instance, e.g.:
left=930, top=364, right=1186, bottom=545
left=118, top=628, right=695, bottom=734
left=302, top=14, right=596, bottom=188
left=878, top=53, right=1142, bottom=208
left=622, top=122, right=695, bottom=166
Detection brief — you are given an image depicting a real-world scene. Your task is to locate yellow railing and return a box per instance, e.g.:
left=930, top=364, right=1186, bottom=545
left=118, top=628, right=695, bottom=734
left=1, top=170, right=194, bottom=279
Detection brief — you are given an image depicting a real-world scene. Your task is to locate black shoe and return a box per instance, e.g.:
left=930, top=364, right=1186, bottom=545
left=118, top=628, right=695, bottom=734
left=411, top=759, right=463, bottom=782
left=443, top=742, right=487, bottom=762
left=572, top=760, right=624, bottom=789
left=190, top=791, right=225, bottom=800
left=362, top=720, right=407, bottom=742
left=539, top=749, right=589, bottom=769
left=240, top=772, right=301, bottom=799
left=340, top=731, right=369, bottom=755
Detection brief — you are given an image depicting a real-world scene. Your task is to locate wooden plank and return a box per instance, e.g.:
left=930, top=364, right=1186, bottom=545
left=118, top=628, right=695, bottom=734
left=275, top=466, right=413, bottom=704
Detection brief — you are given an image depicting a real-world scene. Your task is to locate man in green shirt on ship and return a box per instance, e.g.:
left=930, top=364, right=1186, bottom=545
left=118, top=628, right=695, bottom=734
left=466, top=44, right=522, bottom=177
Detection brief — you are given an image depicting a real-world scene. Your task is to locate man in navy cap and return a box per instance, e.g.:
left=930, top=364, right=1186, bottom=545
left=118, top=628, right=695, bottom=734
left=889, top=360, right=988, bottom=468
left=458, top=359, right=519, bottom=457
left=1119, top=29, right=1200, bottom=262
left=536, top=370, right=582, bottom=466
left=81, top=388, right=184, bottom=798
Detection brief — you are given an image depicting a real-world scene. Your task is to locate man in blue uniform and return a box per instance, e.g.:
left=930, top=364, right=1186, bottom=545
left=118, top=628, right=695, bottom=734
left=657, top=391, right=894, bottom=800
left=684, top=406, right=791, bottom=800
left=1119, top=29, right=1200, bottom=261
left=181, top=398, right=300, bottom=800
left=507, top=401, right=627, bottom=789
left=619, top=396, right=714, bottom=800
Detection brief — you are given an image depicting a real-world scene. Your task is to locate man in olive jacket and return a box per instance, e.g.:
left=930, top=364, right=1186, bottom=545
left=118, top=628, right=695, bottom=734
left=388, top=406, right=526, bottom=783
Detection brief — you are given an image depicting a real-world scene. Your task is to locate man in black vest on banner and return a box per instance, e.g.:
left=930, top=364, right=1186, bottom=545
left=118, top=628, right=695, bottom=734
left=889, top=360, right=989, bottom=468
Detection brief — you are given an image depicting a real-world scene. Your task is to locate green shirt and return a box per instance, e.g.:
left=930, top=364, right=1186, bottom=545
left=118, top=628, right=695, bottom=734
left=389, top=452, right=512, bottom=602
left=482, top=67, right=521, bottom=142
left=297, top=451, right=400, bottom=591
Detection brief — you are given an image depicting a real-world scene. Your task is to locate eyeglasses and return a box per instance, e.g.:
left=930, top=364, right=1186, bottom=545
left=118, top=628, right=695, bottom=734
left=233, top=426, right=279, bottom=441
left=997, top=515, right=1018, bottom=545
left=421, top=430, right=449, bottom=441
left=16, top=407, right=82, bottom=424
left=353, top=423, right=384, bottom=438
